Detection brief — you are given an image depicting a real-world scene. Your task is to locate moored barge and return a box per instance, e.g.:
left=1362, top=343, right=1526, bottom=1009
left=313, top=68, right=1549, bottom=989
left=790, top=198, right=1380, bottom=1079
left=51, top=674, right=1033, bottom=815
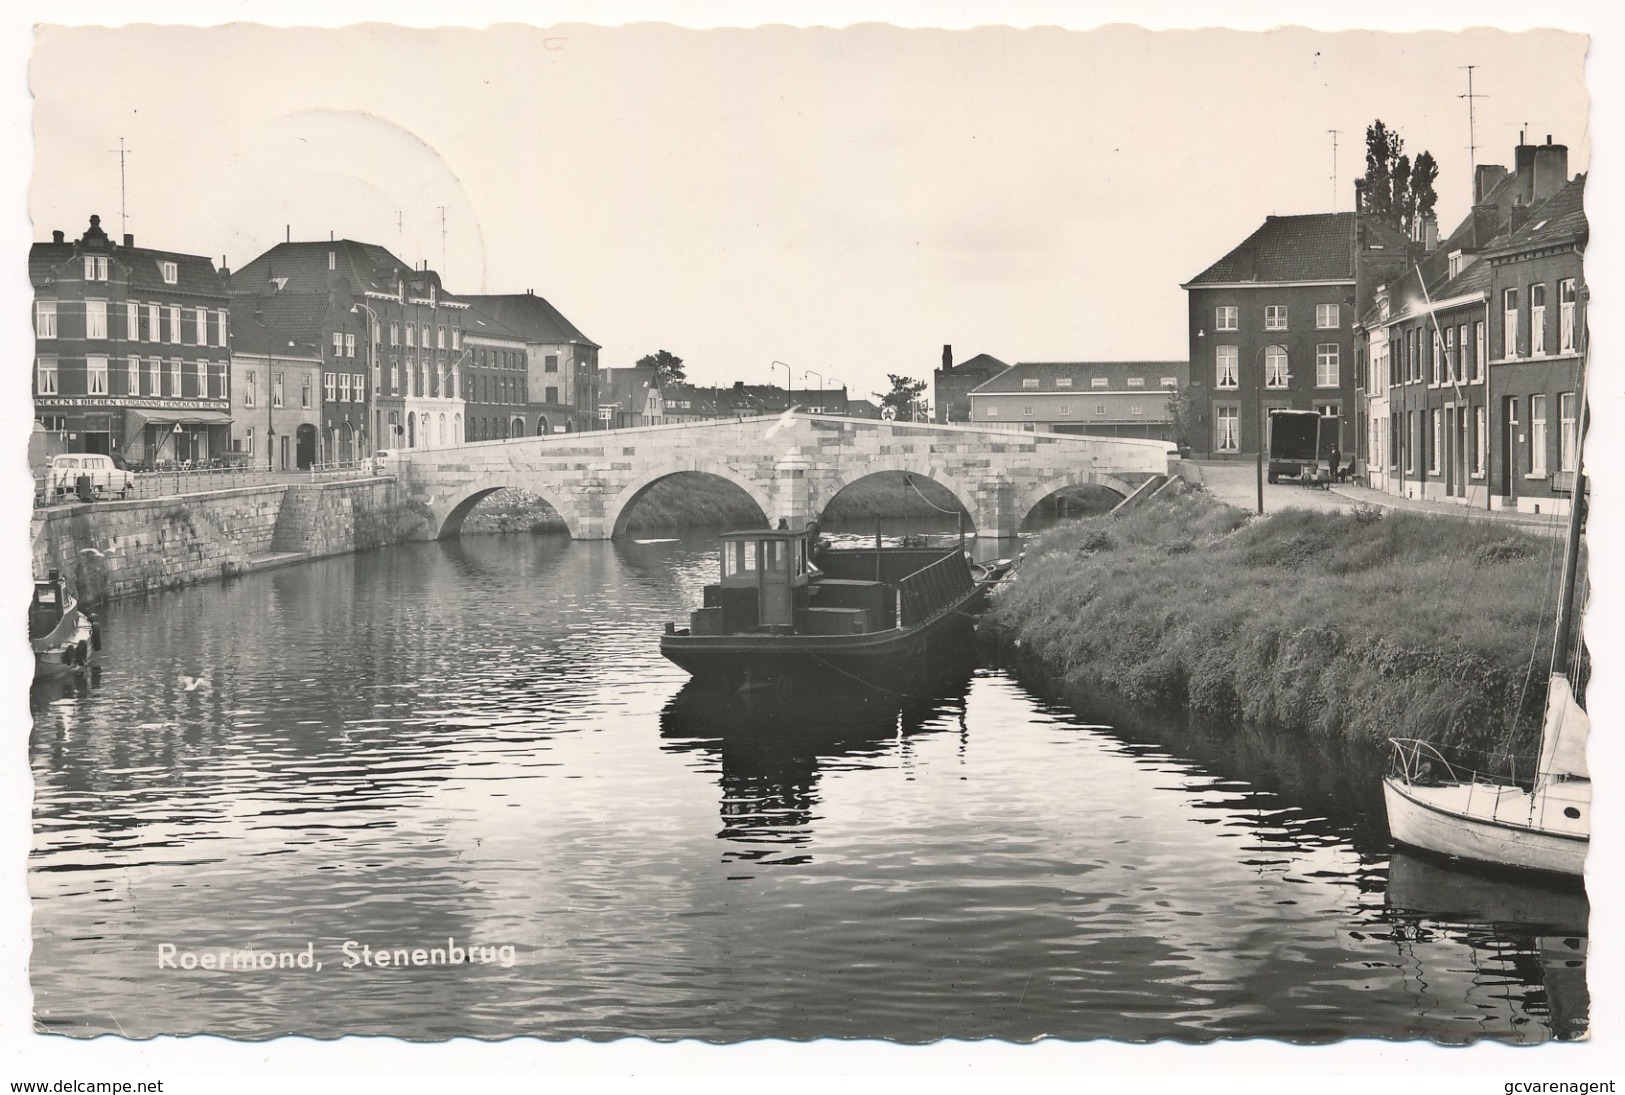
left=661, top=525, right=1009, bottom=693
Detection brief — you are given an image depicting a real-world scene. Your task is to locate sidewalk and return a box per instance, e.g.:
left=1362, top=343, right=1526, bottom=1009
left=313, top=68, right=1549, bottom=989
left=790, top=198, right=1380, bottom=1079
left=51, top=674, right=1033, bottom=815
left=1186, top=460, right=1567, bottom=535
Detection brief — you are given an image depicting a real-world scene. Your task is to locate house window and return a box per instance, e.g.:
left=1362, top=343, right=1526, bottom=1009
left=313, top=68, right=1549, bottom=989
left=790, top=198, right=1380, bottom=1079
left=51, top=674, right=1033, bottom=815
left=1530, top=395, right=1547, bottom=477
left=1095, top=404, right=1107, bottom=415
left=332, top=332, right=344, bottom=356
left=170, top=358, right=182, bottom=396
left=161, top=261, right=177, bottom=284
left=1055, top=377, right=1073, bottom=388
left=1316, top=304, right=1340, bottom=329
left=1447, top=251, right=1465, bottom=278
left=35, top=355, right=57, bottom=395
left=1474, top=322, right=1486, bottom=382
left=126, top=301, right=139, bottom=340
left=1530, top=284, right=1547, bottom=355
left=84, top=255, right=108, bottom=281
left=1560, top=392, right=1578, bottom=473
left=545, top=354, right=558, bottom=373
left=389, top=322, right=399, bottom=346
left=1090, top=377, right=1108, bottom=389
left=405, top=323, right=415, bottom=347
left=1444, top=328, right=1456, bottom=382
left=324, top=373, right=336, bottom=402
left=1127, top=377, right=1145, bottom=388
left=1430, top=331, right=1442, bottom=385
left=127, top=355, right=140, bottom=395
left=148, top=303, right=160, bottom=341
left=1023, top=405, right=1034, bottom=416
left=1215, top=305, right=1238, bottom=331
left=1022, top=378, right=1039, bottom=389
left=355, top=373, right=365, bottom=399
left=215, top=310, right=228, bottom=346
left=339, top=373, right=351, bottom=401
left=1265, top=305, right=1288, bottom=330
left=437, top=325, right=447, bottom=350
left=1215, top=345, right=1238, bottom=389
left=214, top=362, right=229, bottom=399
left=451, top=327, right=461, bottom=350
left=1457, top=324, right=1469, bottom=382
left=328, top=250, right=336, bottom=271
left=1161, top=376, right=1177, bottom=388
left=391, top=362, right=400, bottom=390
left=545, top=385, right=559, bottom=403
left=273, top=372, right=284, bottom=408
left=149, top=358, right=161, bottom=395
left=1264, top=345, right=1288, bottom=388
left=196, top=359, right=208, bottom=395
left=85, top=355, right=108, bottom=395
left=986, top=406, right=999, bottom=417
left=1503, top=288, right=1519, bottom=357
left=86, top=300, right=108, bottom=340
left=1559, top=279, right=1578, bottom=353
left=1430, top=409, right=1442, bottom=473
left=1058, top=404, right=1071, bottom=415
left=1215, top=406, right=1239, bottom=452
left=301, top=376, right=312, bottom=409
left=345, top=333, right=356, bottom=358
left=34, top=300, right=56, bottom=339
left=244, top=427, right=254, bottom=454
left=195, top=307, right=208, bottom=345
left=168, top=306, right=182, bottom=343
left=1474, top=405, right=1487, bottom=476
left=1130, top=403, right=1144, bottom=416
left=1315, top=344, right=1339, bottom=387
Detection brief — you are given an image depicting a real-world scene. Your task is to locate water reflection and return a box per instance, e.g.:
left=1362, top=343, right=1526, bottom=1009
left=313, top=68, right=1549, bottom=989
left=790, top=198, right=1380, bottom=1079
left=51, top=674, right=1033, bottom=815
left=658, top=676, right=973, bottom=865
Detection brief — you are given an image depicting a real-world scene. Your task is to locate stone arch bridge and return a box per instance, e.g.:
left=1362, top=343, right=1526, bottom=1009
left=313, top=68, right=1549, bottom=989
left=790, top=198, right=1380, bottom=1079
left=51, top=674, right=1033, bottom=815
left=385, top=414, right=1176, bottom=541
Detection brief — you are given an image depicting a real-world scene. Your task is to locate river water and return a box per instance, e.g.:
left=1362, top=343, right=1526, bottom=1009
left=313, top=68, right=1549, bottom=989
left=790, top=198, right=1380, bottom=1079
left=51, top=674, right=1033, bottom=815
left=29, top=531, right=1588, bottom=1042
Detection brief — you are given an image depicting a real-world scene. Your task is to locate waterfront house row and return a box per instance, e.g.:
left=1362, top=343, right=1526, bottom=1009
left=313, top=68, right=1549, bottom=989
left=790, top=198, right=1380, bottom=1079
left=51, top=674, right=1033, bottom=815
left=31, top=218, right=601, bottom=469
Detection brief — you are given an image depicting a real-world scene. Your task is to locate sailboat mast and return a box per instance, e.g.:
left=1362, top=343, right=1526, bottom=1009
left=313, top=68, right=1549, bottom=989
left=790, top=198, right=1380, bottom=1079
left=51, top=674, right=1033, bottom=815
left=1551, top=351, right=1588, bottom=679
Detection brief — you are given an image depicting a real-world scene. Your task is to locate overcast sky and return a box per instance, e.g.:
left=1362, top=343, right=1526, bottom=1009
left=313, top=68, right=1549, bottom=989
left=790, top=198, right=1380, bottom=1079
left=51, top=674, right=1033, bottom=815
left=29, top=22, right=1588, bottom=399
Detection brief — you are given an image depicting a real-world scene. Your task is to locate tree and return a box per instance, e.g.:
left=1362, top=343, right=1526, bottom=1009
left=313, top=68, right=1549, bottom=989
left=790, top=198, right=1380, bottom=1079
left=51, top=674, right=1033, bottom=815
left=1165, top=385, right=1196, bottom=453
left=1355, top=119, right=1440, bottom=241
left=635, top=350, right=686, bottom=386
left=877, top=374, right=928, bottom=420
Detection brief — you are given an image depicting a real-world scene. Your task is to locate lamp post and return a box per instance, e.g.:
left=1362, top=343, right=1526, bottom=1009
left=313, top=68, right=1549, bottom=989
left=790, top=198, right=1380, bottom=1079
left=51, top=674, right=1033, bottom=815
left=803, top=369, right=823, bottom=410
left=352, top=301, right=380, bottom=461
left=771, top=360, right=793, bottom=411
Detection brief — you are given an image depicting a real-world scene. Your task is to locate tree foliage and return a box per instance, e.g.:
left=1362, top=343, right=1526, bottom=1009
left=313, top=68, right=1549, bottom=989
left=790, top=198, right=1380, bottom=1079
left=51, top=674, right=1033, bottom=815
left=1356, top=120, right=1440, bottom=240
left=1165, top=384, right=1196, bottom=452
left=635, top=350, right=686, bottom=385
left=878, top=374, right=928, bottom=419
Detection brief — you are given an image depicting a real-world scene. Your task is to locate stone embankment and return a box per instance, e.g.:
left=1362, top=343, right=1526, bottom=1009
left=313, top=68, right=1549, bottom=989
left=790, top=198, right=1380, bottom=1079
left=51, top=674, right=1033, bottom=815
left=31, top=479, right=437, bottom=606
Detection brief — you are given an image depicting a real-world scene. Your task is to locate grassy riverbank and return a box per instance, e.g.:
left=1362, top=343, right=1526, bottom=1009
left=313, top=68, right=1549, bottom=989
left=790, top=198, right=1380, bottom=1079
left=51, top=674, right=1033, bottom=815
left=987, top=489, right=1567, bottom=756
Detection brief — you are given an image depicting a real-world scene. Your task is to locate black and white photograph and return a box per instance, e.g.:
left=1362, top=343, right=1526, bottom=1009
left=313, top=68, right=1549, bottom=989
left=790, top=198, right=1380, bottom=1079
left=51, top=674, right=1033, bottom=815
left=6, top=2, right=1623, bottom=1086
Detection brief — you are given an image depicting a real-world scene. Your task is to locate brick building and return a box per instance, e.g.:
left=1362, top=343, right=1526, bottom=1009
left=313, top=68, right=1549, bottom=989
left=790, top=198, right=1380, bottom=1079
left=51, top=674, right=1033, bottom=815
left=457, top=292, right=600, bottom=434
left=933, top=346, right=1008, bottom=424
left=31, top=215, right=232, bottom=465
left=462, top=305, right=535, bottom=440
left=968, top=361, right=1187, bottom=439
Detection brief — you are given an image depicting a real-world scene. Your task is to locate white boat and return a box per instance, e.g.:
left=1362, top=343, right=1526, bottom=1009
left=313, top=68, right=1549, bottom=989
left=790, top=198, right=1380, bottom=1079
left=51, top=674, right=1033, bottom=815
left=30, top=570, right=99, bottom=677
left=1382, top=369, right=1590, bottom=877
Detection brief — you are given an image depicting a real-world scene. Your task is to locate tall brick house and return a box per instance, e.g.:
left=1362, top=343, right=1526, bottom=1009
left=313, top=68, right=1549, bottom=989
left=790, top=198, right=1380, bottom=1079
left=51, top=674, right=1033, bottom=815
left=933, top=346, right=1007, bottom=424
left=31, top=215, right=232, bottom=465
left=457, top=292, right=600, bottom=433
left=1183, top=212, right=1409, bottom=460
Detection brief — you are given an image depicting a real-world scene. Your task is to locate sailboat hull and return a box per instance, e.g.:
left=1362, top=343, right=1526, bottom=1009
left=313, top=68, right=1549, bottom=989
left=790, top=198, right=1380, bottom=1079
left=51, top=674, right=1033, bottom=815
left=1383, top=777, right=1589, bottom=877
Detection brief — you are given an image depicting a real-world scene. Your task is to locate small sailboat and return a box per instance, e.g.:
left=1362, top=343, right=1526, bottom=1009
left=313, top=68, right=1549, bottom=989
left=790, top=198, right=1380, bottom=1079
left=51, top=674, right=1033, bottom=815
left=1382, top=370, right=1590, bottom=878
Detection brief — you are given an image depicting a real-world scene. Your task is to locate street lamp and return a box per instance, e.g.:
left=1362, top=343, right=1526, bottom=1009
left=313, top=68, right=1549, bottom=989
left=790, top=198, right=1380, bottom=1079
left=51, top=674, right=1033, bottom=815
left=1254, top=343, right=1291, bottom=515
left=771, top=360, right=793, bottom=411
left=803, top=369, right=822, bottom=410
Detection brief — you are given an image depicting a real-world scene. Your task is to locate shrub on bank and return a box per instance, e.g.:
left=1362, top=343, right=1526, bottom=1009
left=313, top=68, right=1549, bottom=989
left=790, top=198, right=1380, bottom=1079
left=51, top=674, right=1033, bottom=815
left=989, top=489, right=1566, bottom=755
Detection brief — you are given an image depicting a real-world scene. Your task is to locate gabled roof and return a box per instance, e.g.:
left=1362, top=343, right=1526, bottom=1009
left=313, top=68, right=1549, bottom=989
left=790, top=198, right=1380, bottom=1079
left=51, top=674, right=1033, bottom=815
left=31, top=216, right=225, bottom=300
left=972, top=360, right=1188, bottom=395
left=939, top=352, right=1009, bottom=376
left=462, top=304, right=528, bottom=343
left=230, top=239, right=425, bottom=300
left=458, top=293, right=598, bottom=349
left=1184, top=212, right=1358, bottom=286
left=602, top=366, right=658, bottom=409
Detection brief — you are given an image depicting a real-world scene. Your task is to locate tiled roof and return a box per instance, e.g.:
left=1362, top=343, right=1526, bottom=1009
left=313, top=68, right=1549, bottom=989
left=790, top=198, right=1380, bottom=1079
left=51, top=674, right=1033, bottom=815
left=1493, top=174, right=1587, bottom=254
left=973, top=360, right=1188, bottom=395
left=940, top=352, right=1008, bottom=375
left=30, top=221, right=225, bottom=300
left=462, top=304, right=527, bottom=342
left=458, top=293, right=598, bottom=349
left=230, top=240, right=421, bottom=300
left=227, top=289, right=328, bottom=356
left=1185, top=212, right=1357, bottom=285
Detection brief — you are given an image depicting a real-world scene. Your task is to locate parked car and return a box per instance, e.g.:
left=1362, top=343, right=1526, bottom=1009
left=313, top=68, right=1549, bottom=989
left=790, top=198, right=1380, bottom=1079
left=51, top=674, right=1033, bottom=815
left=46, top=453, right=135, bottom=500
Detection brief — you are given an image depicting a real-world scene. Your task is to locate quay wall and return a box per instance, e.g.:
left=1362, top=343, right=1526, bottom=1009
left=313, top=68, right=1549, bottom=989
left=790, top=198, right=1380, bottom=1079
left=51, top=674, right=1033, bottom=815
left=31, top=479, right=434, bottom=606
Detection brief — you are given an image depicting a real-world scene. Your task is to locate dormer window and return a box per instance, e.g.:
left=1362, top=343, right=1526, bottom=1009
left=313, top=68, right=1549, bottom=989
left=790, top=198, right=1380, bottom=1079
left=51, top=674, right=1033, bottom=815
left=1055, top=377, right=1073, bottom=388
left=1090, top=377, right=1108, bottom=389
left=1022, top=377, right=1040, bottom=389
left=160, top=261, right=178, bottom=284
left=1447, top=250, right=1465, bottom=278
left=83, top=255, right=108, bottom=281
left=1127, top=377, right=1145, bottom=388
left=328, top=250, right=336, bottom=271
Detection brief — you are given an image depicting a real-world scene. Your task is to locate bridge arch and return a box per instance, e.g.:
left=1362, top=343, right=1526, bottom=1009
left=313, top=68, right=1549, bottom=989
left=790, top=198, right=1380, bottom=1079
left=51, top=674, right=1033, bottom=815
left=437, top=480, right=578, bottom=540
left=1013, top=470, right=1135, bottom=531
left=606, top=463, right=774, bottom=539
left=817, top=460, right=983, bottom=531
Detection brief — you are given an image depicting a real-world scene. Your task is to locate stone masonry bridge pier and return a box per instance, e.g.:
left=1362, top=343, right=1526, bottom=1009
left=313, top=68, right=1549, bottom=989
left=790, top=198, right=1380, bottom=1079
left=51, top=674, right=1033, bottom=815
left=386, top=414, right=1177, bottom=541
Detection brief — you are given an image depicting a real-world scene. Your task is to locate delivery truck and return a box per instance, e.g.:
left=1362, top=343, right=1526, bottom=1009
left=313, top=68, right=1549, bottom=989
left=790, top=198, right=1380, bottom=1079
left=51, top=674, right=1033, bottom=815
left=1267, top=409, right=1340, bottom=484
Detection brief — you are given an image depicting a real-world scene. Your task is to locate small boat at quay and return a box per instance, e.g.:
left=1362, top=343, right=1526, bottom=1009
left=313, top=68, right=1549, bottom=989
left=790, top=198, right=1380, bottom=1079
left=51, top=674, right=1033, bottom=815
left=30, top=570, right=100, bottom=677
left=1382, top=356, right=1590, bottom=879
left=661, top=524, right=1011, bottom=693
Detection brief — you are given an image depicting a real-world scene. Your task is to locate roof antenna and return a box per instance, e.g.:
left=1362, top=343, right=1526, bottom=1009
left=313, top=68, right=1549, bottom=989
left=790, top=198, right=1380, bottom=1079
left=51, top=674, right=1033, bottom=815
left=1327, top=129, right=1340, bottom=210
left=1459, top=65, right=1488, bottom=179
left=438, top=205, right=447, bottom=278
left=108, top=138, right=131, bottom=238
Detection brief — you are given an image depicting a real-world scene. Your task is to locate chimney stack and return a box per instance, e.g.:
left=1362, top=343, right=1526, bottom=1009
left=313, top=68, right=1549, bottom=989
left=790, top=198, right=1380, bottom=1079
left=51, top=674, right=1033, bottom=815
left=123, top=233, right=133, bottom=248
left=1474, top=164, right=1509, bottom=204
left=1531, top=139, right=1569, bottom=206
left=942, top=344, right=953, bottom=372
left=51, top=230, right=63, bottom=243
